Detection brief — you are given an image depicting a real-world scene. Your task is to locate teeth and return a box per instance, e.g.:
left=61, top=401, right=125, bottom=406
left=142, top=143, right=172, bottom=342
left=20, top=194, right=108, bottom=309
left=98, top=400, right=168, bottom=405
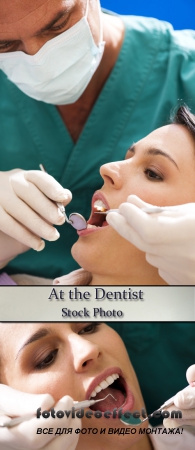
left=90, top=373, right=119, bottom=398
left=99, top=380, right=109, bottom=389
left=87, top=224, right=97, bottom=229
left=94, top=200, right=108, bottom=212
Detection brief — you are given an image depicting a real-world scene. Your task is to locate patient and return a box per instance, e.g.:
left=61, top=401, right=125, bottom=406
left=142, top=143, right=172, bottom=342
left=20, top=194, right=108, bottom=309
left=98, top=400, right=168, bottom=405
left=54, top=106, right=195, bottom=285
left=0, top=323, right=150, bottom=450
left=0, top=322, right=193, bottom=450
left=9, top=106, right=195, bottom=285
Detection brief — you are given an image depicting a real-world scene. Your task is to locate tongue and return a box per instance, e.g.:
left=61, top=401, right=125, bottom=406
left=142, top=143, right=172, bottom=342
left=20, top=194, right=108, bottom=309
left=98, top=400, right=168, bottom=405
left=90, top=387, right=125, bottom=411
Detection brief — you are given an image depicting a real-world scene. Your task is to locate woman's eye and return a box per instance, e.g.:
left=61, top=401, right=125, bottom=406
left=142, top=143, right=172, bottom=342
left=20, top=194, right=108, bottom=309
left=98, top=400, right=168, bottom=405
left=79, top=323, right=101, bottom=335
left=145, top=169, right=163, bottom=181
left=35, top=349, right=58, bottom=370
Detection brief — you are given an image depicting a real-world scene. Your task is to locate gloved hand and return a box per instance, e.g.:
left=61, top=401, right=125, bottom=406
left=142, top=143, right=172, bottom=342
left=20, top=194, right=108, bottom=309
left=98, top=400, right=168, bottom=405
left=0, top=233, right=30, bottom=269
left=53, top=268, right=92, bottom=285
left=0, top=385, right=80, bottom=450
left=163, top=365, right=195, bottom=428
left=0, top=169, right=72, bottom=260
left=106, top=195, right=195, bottom=285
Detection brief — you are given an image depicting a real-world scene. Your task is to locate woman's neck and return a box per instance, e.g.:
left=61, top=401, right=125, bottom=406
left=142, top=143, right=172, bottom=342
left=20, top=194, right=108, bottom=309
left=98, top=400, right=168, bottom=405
left=89, top=263, right=167, bottom=285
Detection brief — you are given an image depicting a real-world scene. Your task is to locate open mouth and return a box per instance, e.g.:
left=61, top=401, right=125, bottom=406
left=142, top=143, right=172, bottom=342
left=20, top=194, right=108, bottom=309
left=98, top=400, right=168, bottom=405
left=87, top=199, right=109, bottom=230
left=88, top=373, right=127, bottom=412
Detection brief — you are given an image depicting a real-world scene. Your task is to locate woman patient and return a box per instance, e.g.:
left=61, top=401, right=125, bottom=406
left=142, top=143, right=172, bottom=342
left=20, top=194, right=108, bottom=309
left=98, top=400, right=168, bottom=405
left=54, top=106, right=195, bottom=285
left=10, top=105, right=195, bottom=285
left=0, top=322, right=193, bottom=450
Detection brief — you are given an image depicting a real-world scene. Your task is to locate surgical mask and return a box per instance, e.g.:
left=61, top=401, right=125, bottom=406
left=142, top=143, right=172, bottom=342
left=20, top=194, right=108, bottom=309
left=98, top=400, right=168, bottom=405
left=0, top=0, right=105, bottom=104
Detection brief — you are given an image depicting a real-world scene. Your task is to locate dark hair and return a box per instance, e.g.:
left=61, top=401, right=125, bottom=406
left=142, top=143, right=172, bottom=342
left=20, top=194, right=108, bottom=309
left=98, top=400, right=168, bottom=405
left=172, top=106, right=195, bottom=141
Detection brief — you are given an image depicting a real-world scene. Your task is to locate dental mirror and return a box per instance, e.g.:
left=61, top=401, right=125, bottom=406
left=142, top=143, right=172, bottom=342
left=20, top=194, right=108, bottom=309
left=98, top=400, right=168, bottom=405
left=67, top=213, right=87, bottom=231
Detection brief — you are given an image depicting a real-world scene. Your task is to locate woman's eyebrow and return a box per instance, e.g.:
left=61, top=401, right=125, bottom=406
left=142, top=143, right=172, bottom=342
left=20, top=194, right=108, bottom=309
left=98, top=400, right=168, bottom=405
left=127, top=144, right=179, bottom=169
left=16, top=328, right=52, bottom=360
left=147, top=148, right=179, bottom=169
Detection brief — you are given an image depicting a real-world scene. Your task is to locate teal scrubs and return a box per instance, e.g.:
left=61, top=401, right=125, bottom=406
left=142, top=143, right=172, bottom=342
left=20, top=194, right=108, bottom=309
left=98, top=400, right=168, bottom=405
left=0, top=14, right=195, bottom=278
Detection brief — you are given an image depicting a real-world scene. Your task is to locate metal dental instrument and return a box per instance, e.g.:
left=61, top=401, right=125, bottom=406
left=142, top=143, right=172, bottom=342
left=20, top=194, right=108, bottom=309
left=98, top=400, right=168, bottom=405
left=139, top=397, right=175, bottom=425
left=120, top=382, right=195, bottom=427
left=94, top=206, right=178, bottom=215
left=39, top=164, right=87, bottom=230
left=121, top=384, right=194, bottom=426
left=0, top=394, right=116, bottom=428
left=120, top=397, right=175, bottom=427
left=73, top=393, right=117, bottom=410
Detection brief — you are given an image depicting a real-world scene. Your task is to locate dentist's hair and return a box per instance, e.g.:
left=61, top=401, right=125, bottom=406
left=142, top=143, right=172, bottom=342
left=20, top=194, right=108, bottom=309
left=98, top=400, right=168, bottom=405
left=172, top=106, right=195, bottom=140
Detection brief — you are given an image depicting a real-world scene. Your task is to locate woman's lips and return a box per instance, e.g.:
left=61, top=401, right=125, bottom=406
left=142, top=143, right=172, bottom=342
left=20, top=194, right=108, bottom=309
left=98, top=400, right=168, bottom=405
left=77, top=191, right=111, bottom=236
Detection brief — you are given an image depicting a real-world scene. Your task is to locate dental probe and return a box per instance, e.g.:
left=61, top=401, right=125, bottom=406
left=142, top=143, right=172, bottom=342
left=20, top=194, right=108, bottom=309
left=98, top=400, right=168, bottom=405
left=0, top=394, right=116, bottom=428
left=120, top=398, right=175, bottom=427
left=39, top=164, right=65, bottom=216
left=39, top=164, right=87, bottom=230
left=94, top=206, right=179, bottom=215
left=121, top=384, right=194, bottom=426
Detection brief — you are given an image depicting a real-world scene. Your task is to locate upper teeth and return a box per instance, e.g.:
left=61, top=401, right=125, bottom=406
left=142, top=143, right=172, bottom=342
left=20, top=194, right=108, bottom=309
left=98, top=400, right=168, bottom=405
left=90, top=373, right=119, bottom=398
left=94, top=200, right=107, bottom=212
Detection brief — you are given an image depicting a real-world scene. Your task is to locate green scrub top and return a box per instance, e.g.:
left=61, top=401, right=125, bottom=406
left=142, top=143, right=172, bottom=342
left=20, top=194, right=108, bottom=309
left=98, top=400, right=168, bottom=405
left=0, top=14, right=195, bottom=278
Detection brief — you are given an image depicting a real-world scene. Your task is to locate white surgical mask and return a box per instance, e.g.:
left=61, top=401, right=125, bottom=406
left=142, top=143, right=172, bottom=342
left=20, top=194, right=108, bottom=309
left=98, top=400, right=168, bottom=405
left=0, top=0, right=105, bottom=104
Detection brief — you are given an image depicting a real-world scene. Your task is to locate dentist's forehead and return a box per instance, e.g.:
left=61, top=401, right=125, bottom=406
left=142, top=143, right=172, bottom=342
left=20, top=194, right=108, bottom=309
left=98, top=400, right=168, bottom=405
left=0, top=0, right=73, bottom=23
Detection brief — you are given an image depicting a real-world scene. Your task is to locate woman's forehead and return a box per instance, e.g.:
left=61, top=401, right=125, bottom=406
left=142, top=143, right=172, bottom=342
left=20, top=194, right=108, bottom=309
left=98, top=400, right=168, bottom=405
left=137, top=124, right=195, bottom=161
left=145, top=123, right=194, bottom=147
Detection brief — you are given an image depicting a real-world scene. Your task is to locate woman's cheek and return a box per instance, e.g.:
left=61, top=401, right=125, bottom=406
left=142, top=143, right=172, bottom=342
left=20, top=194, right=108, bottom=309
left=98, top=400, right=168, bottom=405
left=14, top=373, right=63, bottom=399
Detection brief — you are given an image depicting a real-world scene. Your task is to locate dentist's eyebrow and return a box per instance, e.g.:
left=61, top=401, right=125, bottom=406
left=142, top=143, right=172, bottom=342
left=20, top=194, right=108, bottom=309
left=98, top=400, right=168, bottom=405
left=127, top=144, right=179, bottom=169
left=0, top=9, right=71, bottom=45
left=16, top=328, right=52, bottom=360
left=35, top=8, right=71, bottom=35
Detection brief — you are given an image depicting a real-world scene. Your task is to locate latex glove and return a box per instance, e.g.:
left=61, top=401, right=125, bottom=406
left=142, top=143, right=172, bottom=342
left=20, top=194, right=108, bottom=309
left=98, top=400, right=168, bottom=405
left=0, top=169, right=72, bottom=258
left=0, top=385, right=80, bottom=450
left=10, top=274, right=53, bottom=285
left=106, top=195, right=195, bottom=285
left=53, top=268, right=92, bottom=285
left=0, top=234, right=29, bottom=270
left=163, top=365, right=195, bottom=428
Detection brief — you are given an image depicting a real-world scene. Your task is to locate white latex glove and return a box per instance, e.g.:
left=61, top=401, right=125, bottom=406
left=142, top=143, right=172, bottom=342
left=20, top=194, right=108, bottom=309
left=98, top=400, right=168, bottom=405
left=106, top=195, right=195, bottom=285
left=0, top=169, right=72, bottom=261
left=53, top=268, right=92, bottom=286
left=163, top=365, right=195, bottom=428
left=0, top=385, right=80, bottom=450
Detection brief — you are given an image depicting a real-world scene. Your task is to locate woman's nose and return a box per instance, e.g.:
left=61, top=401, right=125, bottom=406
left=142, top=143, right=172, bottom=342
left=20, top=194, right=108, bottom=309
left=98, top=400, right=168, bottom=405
left=69, top=335, right=101, bottom=372
left=100, top=162, right=123, bottom=189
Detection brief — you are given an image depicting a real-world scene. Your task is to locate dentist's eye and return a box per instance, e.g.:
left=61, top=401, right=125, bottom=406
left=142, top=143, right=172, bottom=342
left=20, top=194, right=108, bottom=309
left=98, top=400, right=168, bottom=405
left=0, top=41, right=18, bottom=53
left=144, top=169, right=163, bottom=181
left=35, top=349, right=58, bottom=370
left=79, top=323, right=101, bottom=335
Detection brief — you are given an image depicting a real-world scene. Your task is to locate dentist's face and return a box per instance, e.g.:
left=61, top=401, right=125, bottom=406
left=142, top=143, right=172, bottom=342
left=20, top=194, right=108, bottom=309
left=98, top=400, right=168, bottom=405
left=72, top=124, right=195, bottom=281
left=0, top=323, right=146, bottom=449
left=0, top=0, right=100, bottom=55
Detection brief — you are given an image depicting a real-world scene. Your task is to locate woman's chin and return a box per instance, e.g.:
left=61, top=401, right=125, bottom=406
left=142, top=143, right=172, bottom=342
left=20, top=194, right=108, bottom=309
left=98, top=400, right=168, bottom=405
left=71, top=239, right=94, bottom=272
